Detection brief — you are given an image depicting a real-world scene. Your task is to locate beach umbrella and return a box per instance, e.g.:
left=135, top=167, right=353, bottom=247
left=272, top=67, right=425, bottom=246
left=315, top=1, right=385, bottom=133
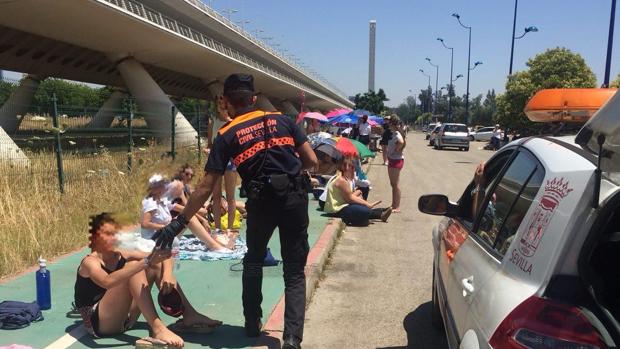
left=326, top=108, right=352, bottom=118
left=347, top=138, right=375, bottom=158
left=328, top=113, right=359, bottom=125
left=307, top=131, right=333, bottom=148
left=369, top=115, right=385, bottom=125
left=302, top=112, right=328, bottom=122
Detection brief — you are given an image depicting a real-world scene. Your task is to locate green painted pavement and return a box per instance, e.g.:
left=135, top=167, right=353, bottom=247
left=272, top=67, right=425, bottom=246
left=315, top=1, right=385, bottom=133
left=0, top=195, right=327, bottom=349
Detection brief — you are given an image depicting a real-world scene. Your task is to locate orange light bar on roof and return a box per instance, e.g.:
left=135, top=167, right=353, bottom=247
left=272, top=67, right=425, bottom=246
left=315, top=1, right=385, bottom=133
left=524, top=88, right=617, bottom=123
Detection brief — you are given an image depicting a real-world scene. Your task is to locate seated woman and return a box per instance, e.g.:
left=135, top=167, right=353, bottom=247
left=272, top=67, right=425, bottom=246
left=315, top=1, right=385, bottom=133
left=74, top=213, right=219, bottom=346
left=324, top=157, right=392, bottom=226
left=142, top=174, right=231, bottom=253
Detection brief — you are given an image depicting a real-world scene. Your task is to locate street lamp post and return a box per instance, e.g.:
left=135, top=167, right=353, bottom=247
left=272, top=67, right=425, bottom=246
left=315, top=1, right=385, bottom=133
left=452, top=13, right=473, bottom=125
left=509, top=0, right=538, bottom=75
left=604, top=0, right=617, bottom=87
left=438, top=38, right=454, bottom=121
left=419, top=69, right=432, bottom=113
left=223, top=8, right=238, bottom=21
left=426, top=58, right=439, bottom=114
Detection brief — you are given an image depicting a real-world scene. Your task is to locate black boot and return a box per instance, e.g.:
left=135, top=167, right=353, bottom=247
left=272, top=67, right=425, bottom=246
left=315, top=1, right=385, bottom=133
left=282, top=334, right=302, bottom=349
left=245, top=318, right=262, bottom=337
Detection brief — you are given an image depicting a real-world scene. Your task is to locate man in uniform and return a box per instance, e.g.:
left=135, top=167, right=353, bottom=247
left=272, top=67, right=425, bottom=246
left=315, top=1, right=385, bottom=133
left=153, top=73, right=318, bottom=349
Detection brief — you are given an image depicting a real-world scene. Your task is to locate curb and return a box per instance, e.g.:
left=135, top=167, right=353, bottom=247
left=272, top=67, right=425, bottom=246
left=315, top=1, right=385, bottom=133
left=252, top=217, right=344, bottom=348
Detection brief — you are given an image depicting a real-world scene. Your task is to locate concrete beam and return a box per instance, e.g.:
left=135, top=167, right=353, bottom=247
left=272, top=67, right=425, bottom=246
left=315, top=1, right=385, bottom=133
left=87, top=89, right=126, bottom=128
left=255, top=94, right=278, bottom=112
left=280, top=100, right=299, bottom=118
left=109, top=55, right=197, bottom=146
left=0, top=126, right=29, bottom=166
left=0, top=75, right=42, bottom=134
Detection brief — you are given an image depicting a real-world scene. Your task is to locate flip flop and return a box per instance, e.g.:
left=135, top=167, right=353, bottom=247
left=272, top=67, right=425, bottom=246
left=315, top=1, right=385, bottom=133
left=168, top=319, right=219, bottom=334
left=135, top=337, right=181, bottom=349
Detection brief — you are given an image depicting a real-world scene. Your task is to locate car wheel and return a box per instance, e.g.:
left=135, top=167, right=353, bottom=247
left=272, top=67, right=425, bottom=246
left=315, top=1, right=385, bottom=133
left=464, top=147, right=469, bottom=152
left=432, top=265, right=444, bottom=330
left=469, top=135, right=474, bottom=141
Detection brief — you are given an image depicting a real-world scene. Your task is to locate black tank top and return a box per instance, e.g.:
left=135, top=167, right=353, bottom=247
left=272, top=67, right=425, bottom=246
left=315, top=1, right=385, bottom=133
left=73, top=254, right=127, bottom=308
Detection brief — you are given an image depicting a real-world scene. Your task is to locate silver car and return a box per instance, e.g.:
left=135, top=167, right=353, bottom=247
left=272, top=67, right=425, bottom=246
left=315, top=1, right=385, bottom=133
left=470, top=126, right=495, bottom=141
left=435, top=123, right=470, bottom=151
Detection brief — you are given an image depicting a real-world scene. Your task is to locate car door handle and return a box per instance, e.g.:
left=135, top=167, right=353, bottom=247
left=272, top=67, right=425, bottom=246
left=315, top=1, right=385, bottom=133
left=461, top=276, right=474, bottom=297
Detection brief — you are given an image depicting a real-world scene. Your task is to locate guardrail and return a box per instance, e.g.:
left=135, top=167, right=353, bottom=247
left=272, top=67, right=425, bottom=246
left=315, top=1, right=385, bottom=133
left=101, top=0, right=350, bottom=106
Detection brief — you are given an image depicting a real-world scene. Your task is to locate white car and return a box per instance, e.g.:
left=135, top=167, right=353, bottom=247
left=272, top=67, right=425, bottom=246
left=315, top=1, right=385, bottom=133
left=418, top=91, right=620, bottom=349
left=426, top=123, right=439, bottom=140
left=470, top=126, right=495, bottom=141
left=435, top=123, right=470, bottom=151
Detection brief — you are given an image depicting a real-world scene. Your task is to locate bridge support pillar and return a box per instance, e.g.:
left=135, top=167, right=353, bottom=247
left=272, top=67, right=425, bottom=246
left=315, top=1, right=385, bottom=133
left=87, top=89, right=126, bottom=128
left=109, top=55, right=197, bottom=145
left=0, top=75, right=42, bottom=134
left=280, top=100, right=299, bottom=117
left=0, top=126, right=29, bottom=166
left=255, top=94, right=277, bottom=112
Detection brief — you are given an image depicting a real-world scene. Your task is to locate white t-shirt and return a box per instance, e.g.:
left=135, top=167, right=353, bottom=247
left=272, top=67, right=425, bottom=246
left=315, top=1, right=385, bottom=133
left=387, top=131, right=404, bottom=160
left=359, top=122, right=371, bottom=136
left=141, top=196, right=174, bottom=239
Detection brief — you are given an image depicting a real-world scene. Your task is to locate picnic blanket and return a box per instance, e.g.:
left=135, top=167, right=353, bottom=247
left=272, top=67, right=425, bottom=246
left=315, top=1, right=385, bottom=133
left=177, top=236, right=247, bottom=261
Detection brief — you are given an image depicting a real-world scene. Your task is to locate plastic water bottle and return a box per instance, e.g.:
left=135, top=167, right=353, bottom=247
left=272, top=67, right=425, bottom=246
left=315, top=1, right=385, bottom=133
left=171, top=238, right=181, bottom=271
left=36, top=258, right=51, bottom=310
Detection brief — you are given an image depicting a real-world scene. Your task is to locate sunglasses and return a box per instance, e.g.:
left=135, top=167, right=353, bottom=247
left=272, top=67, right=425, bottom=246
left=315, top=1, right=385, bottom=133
left=184, top=172, right=194, bottom=177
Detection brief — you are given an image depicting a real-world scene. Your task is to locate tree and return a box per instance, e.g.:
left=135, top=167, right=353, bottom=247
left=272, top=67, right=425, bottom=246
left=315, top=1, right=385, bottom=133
left=611, top=73, right=620, bottom=88
left=496, top=47, right=596, bottom=130
left=394, top=95, right=418, bottom=124
left=353, top=88, right=389, bottom=114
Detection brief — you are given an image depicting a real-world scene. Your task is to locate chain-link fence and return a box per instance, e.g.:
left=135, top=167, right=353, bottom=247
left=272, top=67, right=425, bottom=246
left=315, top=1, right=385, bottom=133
left=0, top=77, right=210, bottom=193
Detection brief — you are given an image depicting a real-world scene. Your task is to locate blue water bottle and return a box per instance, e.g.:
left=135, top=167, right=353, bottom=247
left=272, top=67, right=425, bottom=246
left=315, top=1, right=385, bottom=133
left=36, top=258, right=51, bottom=310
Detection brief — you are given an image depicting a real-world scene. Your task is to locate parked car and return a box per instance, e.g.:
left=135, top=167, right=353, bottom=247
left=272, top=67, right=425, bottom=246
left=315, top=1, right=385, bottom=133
left=428, top=125, right=442, bottom=146
left=469, top=126, right=495, bottom=141
left=426, top=123, right=438, bottom=140
left=417, top=96, right=620, bottom=349
left=435, top=123, right=470, bottom=151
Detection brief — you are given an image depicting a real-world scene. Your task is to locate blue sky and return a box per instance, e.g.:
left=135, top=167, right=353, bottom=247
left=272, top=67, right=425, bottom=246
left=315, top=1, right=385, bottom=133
left=4, top=0, right=618, bottom=107
left=213, top=0, right=620, bottom=106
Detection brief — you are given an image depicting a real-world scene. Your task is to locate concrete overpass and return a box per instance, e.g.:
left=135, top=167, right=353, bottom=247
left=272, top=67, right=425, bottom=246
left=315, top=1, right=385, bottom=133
left=0, top=0, right=352, bottom=147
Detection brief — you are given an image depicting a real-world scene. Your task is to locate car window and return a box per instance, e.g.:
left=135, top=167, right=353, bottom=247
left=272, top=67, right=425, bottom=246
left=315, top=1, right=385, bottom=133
left=457, top=149, right=516, bottom=227
left=474, top=151, right=544, bottom=252
left=479, top=127, right=492, bottom=133
left=444, top=125, right=468, bottom=133
left=433, top=126, right=441, bottom=132
left=493, top=167, right=545, bottom=255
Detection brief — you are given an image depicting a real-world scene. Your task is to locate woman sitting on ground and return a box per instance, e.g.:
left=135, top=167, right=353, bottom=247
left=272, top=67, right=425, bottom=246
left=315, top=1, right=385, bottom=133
left=324, top=157, right=392, bottom=226
left=74, top=213, right=219, bottom=346
left=141, top=174, right=232, bottom=253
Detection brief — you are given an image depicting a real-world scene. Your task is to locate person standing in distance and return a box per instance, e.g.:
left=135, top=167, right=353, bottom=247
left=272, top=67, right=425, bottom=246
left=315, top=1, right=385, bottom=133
left=153, top=73, right=318, bottom=349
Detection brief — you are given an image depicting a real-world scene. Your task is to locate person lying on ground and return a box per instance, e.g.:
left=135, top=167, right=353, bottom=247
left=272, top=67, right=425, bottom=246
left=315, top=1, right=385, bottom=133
left=141, top=174, right=232, bottom=254
left=324, top=157, right=392, bottom=226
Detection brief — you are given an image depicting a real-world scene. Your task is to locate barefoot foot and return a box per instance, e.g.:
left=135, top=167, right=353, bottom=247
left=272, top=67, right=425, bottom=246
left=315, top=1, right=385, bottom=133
left=152, top=325, right=184, bottom=348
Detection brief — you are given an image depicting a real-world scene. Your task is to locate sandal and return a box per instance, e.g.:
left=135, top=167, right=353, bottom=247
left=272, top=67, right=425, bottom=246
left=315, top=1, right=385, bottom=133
left=135, top=337, right=181, bottom=349
left=168, top=319, right=220, bottom=334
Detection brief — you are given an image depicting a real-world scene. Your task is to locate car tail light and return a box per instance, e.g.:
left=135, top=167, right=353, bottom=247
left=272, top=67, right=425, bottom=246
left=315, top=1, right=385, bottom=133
left=489, top=296, right=607, bottom=349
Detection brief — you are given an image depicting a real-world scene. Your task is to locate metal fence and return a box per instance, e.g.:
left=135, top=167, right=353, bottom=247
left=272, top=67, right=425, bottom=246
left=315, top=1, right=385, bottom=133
left=1, top=82, right=209, bottom=193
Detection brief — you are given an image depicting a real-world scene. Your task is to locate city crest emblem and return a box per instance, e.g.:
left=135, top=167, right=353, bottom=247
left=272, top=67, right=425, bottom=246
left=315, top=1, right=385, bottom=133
left=519, top=177, right=573, bottom=257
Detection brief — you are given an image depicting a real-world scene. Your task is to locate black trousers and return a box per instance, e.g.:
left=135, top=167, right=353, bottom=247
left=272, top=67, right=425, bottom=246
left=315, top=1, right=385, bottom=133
left=243, top=187, right=309, bottom=340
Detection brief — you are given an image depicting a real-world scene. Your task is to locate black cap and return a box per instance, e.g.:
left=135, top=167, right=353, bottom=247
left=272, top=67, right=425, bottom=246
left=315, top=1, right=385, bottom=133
left=223, top=73, right=255, bottom=95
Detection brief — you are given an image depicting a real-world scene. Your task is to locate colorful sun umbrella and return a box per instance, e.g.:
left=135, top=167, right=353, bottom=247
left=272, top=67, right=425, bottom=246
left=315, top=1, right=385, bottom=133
left=326, top=108, right=352, bottom=118
left=303, top=112, right=328, bottom=122
left=347, top=138, right=376, bottom=158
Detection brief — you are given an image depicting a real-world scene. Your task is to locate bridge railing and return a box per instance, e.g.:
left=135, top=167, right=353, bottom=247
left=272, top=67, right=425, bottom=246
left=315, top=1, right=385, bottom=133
left=182, top=0, right=348, bottom=98
left=101, top=0, right=349, bottom=104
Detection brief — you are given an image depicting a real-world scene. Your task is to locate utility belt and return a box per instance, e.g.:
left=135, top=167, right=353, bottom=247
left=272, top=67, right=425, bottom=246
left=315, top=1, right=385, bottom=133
left=244, top=173, right=311, bottom=201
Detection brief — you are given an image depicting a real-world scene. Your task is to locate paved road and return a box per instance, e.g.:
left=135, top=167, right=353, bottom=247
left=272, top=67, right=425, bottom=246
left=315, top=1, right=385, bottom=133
left=302, top=133, right=492, bottom=349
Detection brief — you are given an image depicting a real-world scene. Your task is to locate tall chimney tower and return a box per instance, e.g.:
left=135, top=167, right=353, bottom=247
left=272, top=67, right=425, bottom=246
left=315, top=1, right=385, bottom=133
left=368, top=20, right=376, bottom=92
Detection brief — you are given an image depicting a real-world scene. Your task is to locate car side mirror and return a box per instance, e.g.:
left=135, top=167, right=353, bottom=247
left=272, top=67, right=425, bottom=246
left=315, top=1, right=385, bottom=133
left=418, top=194, right=458, bottom=217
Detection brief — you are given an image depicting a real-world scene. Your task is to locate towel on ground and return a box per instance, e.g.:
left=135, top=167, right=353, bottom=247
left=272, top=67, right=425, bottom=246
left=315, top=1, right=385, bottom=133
left=178, top=236, right=247, bottom=261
